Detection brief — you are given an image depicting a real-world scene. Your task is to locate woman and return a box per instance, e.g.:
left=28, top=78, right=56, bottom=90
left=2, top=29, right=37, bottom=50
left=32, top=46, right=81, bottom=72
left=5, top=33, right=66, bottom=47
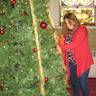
left=57, top=13, right=94, bottom=96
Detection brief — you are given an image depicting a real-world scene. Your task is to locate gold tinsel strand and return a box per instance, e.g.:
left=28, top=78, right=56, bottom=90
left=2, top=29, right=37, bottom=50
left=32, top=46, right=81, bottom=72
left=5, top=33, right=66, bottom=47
left=28, top=0, right=45, bottom=96
left=47, top=6, right=67, bottom=85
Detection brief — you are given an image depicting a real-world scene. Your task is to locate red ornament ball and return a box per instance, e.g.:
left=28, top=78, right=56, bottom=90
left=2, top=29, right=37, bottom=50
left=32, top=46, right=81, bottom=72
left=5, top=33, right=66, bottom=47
left=11, top=0, right=16, bottom=6
left=0, top=27, right=5, bottom=35
left=40, top=21, right=47, bottom=29
left=33, top=48, right=37, bottom=53
left=44, top=77, right=48, bottom=83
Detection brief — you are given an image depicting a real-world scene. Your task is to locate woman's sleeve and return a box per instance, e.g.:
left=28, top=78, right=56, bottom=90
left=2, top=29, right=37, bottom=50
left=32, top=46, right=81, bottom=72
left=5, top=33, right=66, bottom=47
left=64, top=26, right=88, bottom=50
left=57, top=37, right=65, bottom=52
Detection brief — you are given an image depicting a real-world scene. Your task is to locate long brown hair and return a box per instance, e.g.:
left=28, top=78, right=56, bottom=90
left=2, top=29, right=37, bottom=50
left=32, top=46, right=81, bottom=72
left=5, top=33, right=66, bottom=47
left=61, top=22, right=69, bottom=37
left=63, top=13, right=80, bottom=33
left=55, top=22, right=69, bottom=39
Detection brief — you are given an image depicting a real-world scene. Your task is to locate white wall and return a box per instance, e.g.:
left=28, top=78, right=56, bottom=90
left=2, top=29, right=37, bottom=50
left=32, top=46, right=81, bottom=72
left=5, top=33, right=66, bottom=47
left=49, top=0, right=60, bottom=26
left=89, top=58, right=96, bottom=78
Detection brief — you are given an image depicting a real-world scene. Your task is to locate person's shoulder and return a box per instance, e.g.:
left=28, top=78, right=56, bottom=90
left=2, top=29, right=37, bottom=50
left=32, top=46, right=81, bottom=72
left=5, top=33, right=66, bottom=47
left=79, top=25, right=87, bottom=30
left=78, top=25, right=88, bottom=36
left=75, top=25, right=88, bottom=35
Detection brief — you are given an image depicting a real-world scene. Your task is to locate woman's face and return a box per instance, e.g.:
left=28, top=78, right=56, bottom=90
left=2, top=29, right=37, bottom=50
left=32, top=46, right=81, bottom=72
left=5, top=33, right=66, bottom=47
left=65, top=19, right=75, bottom=30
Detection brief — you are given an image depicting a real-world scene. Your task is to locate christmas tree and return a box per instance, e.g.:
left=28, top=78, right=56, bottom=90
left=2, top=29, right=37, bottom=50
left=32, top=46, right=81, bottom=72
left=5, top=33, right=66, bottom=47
left=0, top=0, right=68, bottom=96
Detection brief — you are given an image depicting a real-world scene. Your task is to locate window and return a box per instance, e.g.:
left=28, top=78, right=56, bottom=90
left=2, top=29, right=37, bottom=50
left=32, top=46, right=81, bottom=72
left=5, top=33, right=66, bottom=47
left=60, top=0, right=96, bottom=26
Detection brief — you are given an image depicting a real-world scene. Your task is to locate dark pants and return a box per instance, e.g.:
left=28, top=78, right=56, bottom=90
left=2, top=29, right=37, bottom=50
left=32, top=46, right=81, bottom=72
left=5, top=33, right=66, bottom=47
left=69, top=62, right=89, bottom=96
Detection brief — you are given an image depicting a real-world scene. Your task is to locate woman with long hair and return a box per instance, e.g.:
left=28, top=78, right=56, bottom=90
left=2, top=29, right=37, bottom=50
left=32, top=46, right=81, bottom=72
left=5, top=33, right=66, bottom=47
left=57, top=13, right=94, bottom=96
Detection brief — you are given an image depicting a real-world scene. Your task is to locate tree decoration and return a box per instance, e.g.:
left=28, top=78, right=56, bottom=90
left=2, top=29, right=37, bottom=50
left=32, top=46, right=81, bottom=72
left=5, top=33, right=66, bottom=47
left=11, top=0, right=16, bottom=7
left=44, top=77, right=49, bottom=83
left=0, top=27, right=5, bottom=35
left=33, top=48, right=37, bottom=53
left=29, top=0, right=45, bottom=95
left=40, top=21, right=47, bottom=29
